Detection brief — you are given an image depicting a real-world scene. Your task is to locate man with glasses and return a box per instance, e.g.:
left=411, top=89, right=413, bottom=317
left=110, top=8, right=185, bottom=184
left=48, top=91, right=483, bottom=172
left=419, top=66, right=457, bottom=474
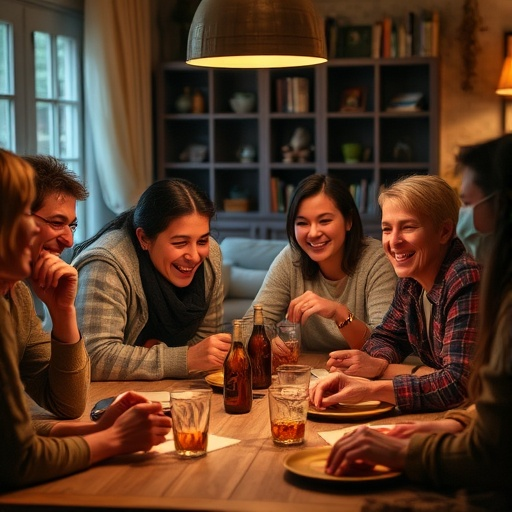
left=8, top=155, right=90, bottom=419
left=24, top=155, right=88, bottom=330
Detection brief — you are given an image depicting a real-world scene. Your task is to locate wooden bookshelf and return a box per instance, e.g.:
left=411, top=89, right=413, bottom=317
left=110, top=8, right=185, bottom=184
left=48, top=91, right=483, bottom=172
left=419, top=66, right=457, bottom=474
left=155, top=58, right=439, bottom=240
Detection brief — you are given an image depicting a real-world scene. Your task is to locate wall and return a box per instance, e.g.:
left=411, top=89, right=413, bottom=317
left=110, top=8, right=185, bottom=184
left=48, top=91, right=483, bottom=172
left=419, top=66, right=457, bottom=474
left=314, top=0, right=512, bottom=186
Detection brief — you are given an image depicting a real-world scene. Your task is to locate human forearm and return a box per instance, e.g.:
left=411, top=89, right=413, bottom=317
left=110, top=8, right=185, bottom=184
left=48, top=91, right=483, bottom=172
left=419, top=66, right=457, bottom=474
left=381, top=363, right=435, bottom=379
left=50, top=305, right=80, bottom=344
left=367, top=379, right=397, bottom=405
left=334, top=304, right=370, bottom=350
left=49, top=420, right=100, bottom=436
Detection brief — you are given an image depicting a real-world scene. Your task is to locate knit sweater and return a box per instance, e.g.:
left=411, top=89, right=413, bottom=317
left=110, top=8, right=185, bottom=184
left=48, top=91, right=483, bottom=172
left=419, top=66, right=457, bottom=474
left=0, top=296, right=90, bottom=491
left=405, top=289, right=512, bottom=490
left=244, top=238, right=397, bottom=352
left=72, top=229, right=224, bottom=380
left=10, top=281, right=90, bottom=419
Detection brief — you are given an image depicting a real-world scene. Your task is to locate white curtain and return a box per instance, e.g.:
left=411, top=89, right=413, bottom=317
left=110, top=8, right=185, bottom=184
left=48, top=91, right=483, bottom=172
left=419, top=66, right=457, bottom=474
left=84, top=0, right=152, bottom=213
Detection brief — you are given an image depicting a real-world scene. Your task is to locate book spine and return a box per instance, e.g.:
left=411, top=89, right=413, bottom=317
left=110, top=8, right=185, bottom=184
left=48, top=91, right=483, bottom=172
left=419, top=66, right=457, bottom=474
left=431, top=11, right=439, bottom=57
left=372, top=22, right=382, bottom=58
left=382, top=17, right=392, bottom=58
left=406, top=12, right=414, bottom=57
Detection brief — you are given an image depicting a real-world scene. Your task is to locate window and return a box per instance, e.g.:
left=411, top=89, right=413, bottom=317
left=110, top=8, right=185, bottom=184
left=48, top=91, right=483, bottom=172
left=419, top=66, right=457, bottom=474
left=33, top=30, right=81, bottom=175
left=0, top=0, right=82, bottom=163
left=0, top=0, right=84, bottom=235
left=0, top=18, right=15, bottom=149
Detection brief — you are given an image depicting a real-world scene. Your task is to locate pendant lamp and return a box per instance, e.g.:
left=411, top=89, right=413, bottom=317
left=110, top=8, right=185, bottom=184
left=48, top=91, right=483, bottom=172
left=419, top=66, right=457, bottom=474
left=497, top=33, right=512, bottom=96
left=186, top=0, right=327, bottom=68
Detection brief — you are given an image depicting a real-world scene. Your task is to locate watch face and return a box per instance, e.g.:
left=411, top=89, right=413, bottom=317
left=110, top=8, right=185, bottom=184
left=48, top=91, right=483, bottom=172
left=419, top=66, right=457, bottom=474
left=90, top=396, right=115, bottom=421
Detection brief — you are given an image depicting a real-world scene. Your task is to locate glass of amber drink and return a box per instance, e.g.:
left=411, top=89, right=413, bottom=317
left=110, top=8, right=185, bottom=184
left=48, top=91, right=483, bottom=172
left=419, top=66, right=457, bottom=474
left=170, top=388, right=212, bottom=458
left=271, top=320, right=300, bottom=373
left=268, top=384, right=309, bottom=445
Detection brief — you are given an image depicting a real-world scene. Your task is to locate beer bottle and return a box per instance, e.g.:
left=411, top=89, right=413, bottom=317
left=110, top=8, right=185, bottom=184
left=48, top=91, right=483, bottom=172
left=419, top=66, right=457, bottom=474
left=247, top=305, right=272, bottom=389
left=223, top=319, right=252, bottom=414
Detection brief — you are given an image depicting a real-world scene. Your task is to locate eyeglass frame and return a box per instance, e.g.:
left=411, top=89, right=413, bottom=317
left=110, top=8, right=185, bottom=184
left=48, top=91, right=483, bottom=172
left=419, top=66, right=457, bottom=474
left=31, top=212, right=78, bottom=233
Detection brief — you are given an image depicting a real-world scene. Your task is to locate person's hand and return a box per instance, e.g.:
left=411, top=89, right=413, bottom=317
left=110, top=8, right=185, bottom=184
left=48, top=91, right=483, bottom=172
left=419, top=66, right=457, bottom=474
left=325, top=425, right=409, bottom=476
left=327, top=350, right=388, bottom=379
left=29, top=250, right=78, bottom=312
left=309, top=372, right=372, bottom=408
left=271, top=335, right=291, bottom=357
left=95, top=391, right=159, bottom=430
left=287, top=291, right=340, bottom=325
left=187, top=333, right=232, bottom=372
left=107, top=399, right=172, bottom=455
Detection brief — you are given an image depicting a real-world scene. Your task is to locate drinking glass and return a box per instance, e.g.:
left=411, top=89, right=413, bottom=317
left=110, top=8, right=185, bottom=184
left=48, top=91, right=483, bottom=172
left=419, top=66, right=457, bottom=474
left=272, top=320, right=300, bottom=372
left=170, top=388, right=212, bottom=458
left=276, top=364, right=311, bottom=388
left=268, top=384, right=309, bottom=445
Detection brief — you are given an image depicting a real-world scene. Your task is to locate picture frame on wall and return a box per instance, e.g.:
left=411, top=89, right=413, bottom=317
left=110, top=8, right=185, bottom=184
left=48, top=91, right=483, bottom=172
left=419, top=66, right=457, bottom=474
left=336, top=25, right=373, bottom=58
left=340, top=87, right=366, bottom=112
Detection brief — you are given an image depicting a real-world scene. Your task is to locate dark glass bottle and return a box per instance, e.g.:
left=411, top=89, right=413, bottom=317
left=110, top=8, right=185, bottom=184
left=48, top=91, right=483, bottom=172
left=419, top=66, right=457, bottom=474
left=223, top=319, right=252, bottom=414
left=247, top=305, right=272, bottom=389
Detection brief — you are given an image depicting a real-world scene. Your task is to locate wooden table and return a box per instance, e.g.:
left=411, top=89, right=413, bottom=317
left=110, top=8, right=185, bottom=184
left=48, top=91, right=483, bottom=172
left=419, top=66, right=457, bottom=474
left=0, top=354, right=478, bottom=512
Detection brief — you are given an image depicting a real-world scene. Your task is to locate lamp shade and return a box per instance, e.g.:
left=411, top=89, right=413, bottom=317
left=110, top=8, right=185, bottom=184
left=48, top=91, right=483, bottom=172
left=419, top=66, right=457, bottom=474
left=186, top=0, right=327, bottom=68
left=497, top=34, right=512, bottom=96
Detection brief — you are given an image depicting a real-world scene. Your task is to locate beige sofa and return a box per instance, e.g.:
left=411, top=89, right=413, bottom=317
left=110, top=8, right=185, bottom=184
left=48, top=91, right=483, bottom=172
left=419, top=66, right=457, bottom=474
left=219, top=237, right=288, bottom=324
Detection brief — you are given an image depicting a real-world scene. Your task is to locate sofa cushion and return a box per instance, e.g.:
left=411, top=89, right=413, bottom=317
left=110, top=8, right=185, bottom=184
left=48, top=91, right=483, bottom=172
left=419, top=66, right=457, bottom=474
left=220, top=237, right=287, bottom=270
left=228, top=266, right=268, bottom=298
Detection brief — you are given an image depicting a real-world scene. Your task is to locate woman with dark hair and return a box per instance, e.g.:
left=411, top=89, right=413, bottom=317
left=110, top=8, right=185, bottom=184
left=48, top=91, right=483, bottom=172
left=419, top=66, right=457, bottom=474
left=72, top=178, right=229, bottom=380
left=245, top=174, right=396, bottom=352
left=311, top=135, right=512, bottom=492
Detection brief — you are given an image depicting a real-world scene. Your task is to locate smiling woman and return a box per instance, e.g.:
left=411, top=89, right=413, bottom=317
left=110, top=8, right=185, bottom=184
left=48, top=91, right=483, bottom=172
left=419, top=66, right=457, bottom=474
left=243, top=174, right=397, bottom=354
left=71, top=179, right=230, bottom=381
left=324, top=175, right=481, bottom=413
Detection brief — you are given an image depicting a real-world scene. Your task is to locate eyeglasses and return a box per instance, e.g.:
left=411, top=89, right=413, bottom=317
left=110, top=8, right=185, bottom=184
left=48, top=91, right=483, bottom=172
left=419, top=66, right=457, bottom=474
left=32, top=212, right=78, bottom=233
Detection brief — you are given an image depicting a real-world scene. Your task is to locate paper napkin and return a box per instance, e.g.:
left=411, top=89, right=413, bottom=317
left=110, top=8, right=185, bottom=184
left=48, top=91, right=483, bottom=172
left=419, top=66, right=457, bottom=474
left=151, top=433, right=240, bottom=454
left=319, top=424, right=395, bottom=446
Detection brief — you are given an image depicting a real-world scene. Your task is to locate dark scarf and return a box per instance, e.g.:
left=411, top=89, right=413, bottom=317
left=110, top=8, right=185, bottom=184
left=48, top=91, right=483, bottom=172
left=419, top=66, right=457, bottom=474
left=130, top=230, right=208, bottom=347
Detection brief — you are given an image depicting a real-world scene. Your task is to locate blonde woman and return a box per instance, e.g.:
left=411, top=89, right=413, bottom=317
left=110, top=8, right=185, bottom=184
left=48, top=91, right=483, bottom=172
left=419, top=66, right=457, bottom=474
left=317, top=175, right=481, bottom=412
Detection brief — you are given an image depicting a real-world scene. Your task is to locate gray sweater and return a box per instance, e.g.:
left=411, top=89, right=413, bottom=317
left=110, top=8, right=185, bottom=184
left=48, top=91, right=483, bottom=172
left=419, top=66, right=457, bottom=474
left=73, top=229, right=224, bottom=380
left=245, top=238, right=397, bottom=352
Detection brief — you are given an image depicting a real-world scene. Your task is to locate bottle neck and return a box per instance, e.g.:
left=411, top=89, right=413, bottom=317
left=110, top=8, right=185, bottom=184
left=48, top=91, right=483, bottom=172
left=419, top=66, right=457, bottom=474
left=254, top=308, right=264, bottom=326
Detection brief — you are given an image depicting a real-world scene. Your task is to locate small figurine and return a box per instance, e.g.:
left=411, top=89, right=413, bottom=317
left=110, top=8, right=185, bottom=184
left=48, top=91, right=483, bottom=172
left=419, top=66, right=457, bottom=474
left=281, top=127, right=312, bottom=163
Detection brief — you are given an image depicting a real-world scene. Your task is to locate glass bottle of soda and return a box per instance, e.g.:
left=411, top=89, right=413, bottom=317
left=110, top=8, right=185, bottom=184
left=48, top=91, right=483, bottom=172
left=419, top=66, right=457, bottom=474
left=223, top=319, right=252, bottom=414
left=247, top=305, right=272, bottom=389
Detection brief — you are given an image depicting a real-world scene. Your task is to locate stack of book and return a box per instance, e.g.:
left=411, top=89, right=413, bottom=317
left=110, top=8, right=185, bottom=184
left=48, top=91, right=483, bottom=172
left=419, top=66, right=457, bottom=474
left=349, top=179, right=377, bottom=214
left=270, top=178, right=295, bottom=213
left=325, top=10, right=439, bottom=59
left=276, top=77, right=309, bottom=113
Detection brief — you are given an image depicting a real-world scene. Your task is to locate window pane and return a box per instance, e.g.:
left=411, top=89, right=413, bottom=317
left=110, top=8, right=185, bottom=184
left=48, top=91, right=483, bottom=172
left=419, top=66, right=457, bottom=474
left=0, top=99, right=14, bottom=150
left=56, top=35, right=77, bottom=100
left=34, top=31, right=52, bottom=99
left=58, top=103, right=78, bottom=158
left=36, top=100, right=53, bottom=154
left=0, top=21, right=13, bottom=95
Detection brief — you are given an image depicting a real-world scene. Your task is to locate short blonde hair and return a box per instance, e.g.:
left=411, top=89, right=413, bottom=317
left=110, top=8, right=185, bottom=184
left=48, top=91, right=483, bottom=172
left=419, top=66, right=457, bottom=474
left=0, top=149, right=35, bottom=261
left=378, top=174, right=460, bottom=234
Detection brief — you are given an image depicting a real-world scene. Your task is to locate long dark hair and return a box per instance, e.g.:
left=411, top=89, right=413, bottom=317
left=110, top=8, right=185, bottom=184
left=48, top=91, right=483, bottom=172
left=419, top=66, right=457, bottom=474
left=73, top=178, right=215, bottom=257
left=286, top=174, right=366, bottom=279
left=468, top=136, right=512, bottom=400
